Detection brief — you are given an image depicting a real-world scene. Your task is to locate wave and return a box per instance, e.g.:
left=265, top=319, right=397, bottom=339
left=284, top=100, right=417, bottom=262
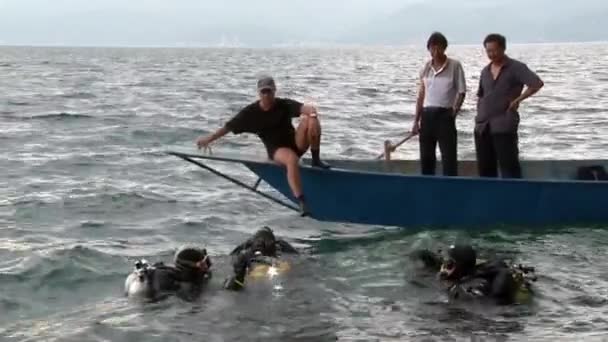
left=129, top=126, right=202, bottom=139
left=66, top=188, right=178, bottom=205
left=33, top=247, right=122, bottom=288
left=357, top=87, right=380, bottom=97
left=570, top=295, right=608, bottom=308
left=530, top=106, right=608, bottom=114
left=9, top=186, right=179, bottom=213
left=165, top=214, right=232, bottom=233
left=0, top=295, right=22, bottom=313
left=78, top=221, right=107, bottom=229
left=27, top=112, right=93, bottom=120
left=0, top=245, right=123, bottom=285
left=126, top=81, right=160, bottom=87
left=6, top=100, right=30, bottom=106
left=59, top=92, right=97, bottom=99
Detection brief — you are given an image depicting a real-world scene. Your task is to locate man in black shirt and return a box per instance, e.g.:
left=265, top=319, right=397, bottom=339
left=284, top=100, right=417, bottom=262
left=195, top=76, right=329, bottom=216
left=475, top=33, right=543, bottom=178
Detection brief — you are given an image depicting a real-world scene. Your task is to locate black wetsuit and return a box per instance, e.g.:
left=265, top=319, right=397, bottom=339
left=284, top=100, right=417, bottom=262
left=445, top=259, right=535, bottom=305
left=409, top=249, right=535, bottom=305
left=223, top=250, right=269, bottom=290
left=140, top=262, right=211, bottom=300
left=224, top=239, right=298, bottom=291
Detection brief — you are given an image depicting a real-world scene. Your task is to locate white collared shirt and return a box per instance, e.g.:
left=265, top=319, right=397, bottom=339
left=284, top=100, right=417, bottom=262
left=420, top=58, right=466, bottom=108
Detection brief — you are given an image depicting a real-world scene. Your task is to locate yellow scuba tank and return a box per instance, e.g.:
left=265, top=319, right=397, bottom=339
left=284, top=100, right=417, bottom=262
left=246, top=258, right=291, bottom=280
left=510, top=264, right=536, bottom=304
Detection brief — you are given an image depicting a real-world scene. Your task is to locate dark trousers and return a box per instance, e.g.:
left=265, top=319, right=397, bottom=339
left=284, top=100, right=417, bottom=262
left=474, top=126, right=522, bottom=178
left=419, top=107, right=458, bottom=176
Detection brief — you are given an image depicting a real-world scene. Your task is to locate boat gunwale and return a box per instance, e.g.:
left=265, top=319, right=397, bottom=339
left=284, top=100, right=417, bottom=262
left=166, top=150, right=608, bottom=186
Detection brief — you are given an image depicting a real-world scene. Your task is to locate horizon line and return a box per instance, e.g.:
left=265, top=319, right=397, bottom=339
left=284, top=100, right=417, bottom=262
left=1, top=40, right=607, bottom=49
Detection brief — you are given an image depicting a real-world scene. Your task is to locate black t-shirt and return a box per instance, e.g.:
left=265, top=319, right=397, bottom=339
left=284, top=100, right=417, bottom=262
left=224, top=98, right=303, bottom=149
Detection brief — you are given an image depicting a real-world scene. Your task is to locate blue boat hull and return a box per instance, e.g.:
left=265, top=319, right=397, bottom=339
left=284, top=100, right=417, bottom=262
left=167, top=150, right=608, bottom=228
left=244, top=162, right=608, bottom=228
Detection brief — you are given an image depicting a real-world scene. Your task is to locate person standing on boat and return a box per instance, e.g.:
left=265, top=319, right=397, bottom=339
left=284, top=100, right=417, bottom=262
left=411, top=32, right=466, bottom=176
left=195, top=75, right=329, bottom=216
left=475, top=33, right=544, bottom=178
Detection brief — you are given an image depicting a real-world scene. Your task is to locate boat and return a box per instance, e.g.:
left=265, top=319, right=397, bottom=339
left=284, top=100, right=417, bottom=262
left=166, top=149, right=608, bottom=229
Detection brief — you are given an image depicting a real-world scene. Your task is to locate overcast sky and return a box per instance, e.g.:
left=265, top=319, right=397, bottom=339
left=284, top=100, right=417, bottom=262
left=0, top=0, right=605, bottom=46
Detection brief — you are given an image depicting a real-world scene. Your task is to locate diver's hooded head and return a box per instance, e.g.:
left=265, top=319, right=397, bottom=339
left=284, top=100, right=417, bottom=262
left=250, top=226, right=277, bottom=257
left=439, top=244, right=477, bottom=280
left=174, top=246, right=211, bottom=280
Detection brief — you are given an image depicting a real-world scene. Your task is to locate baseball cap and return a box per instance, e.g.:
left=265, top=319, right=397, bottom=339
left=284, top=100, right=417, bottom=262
left=257, top=76, right=276, bottom=92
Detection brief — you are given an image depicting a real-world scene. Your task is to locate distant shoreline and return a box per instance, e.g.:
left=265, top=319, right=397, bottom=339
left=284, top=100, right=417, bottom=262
left=1, top=40, right=607, bottom=50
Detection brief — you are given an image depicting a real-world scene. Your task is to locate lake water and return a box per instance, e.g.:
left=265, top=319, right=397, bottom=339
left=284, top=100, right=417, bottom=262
left=1, top=43, right=608, bottom=341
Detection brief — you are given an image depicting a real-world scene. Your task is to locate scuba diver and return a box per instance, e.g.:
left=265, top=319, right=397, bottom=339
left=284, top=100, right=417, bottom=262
left=410, top=244, right=538, bottom=305
left=124, top=246, right=212, bottom=301
left=223, top=226, right=299, bottom=291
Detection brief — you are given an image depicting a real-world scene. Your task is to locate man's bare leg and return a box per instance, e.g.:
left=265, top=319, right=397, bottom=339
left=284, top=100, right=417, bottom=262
left=295, top=116, right=330, bottom=169
left=273, top=147, right=309, bottom=216
left=295, top=116, right=311, bottom=153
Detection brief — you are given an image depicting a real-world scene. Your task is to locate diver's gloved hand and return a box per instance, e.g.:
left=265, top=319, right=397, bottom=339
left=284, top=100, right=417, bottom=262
left=223, top=276, right=245, bottom=291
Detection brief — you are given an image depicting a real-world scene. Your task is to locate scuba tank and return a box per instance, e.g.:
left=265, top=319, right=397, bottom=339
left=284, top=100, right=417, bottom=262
left=246, top=251, right=291, bottom=279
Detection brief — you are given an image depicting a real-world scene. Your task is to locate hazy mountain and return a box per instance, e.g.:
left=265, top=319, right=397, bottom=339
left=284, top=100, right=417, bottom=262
left=0, top=0, right=605, bottom=46
left=337, top=0, right=608, bottom=45
left=0, top=0, right=404, bottom=46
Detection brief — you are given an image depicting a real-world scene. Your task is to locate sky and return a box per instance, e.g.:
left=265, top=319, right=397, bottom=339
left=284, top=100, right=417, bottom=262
left=0, top=0, right=606, bottom=47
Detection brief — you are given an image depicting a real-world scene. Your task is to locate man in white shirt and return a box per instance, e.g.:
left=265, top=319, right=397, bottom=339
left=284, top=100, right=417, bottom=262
left=411, top=32, right=466, bottom=176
